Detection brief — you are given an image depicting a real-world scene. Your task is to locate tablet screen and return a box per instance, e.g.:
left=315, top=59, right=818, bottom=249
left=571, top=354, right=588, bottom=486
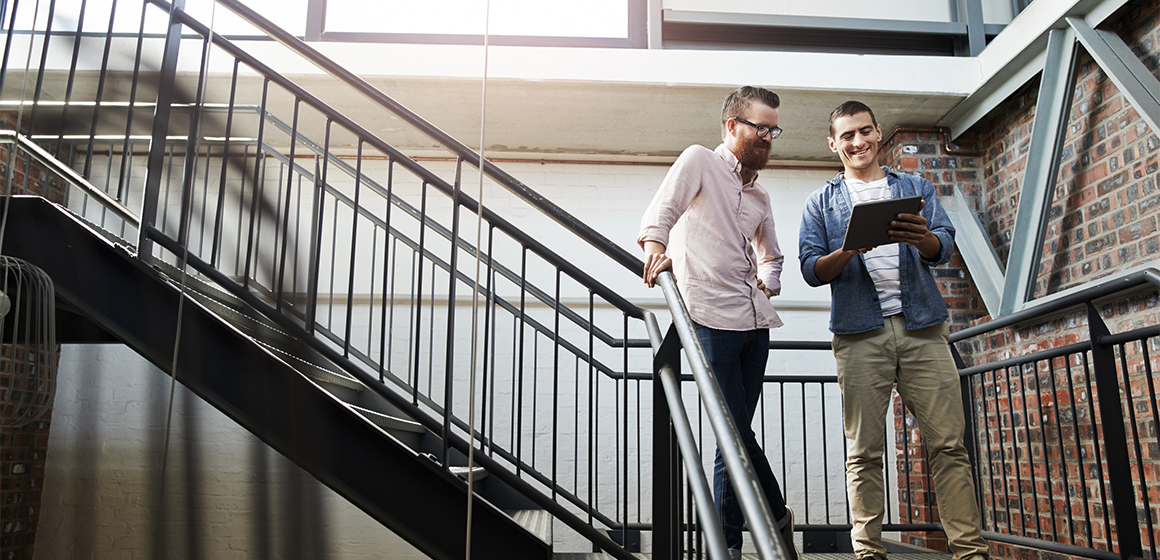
left=840, top=195, right=923, bottom=251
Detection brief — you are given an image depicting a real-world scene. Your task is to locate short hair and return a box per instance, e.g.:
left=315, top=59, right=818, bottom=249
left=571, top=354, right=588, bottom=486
left=721, top=86, right=781, bottom=130
left=828, top=101, right=878, bottom=137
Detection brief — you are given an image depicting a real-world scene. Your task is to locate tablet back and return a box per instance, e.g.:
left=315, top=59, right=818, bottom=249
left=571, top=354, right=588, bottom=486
left=840, top=195, right=923, bottom=251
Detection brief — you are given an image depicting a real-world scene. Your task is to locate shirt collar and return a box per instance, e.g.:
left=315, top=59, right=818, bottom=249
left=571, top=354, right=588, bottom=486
left=828, top=165, right=898, bottom=187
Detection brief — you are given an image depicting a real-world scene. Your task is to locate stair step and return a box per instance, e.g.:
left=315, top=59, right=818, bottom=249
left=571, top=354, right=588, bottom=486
left=508, top=509, right=552, bottom=545
left=349, top=404, right=425, bottom=433
left=448, top=464, right=489, bottom=481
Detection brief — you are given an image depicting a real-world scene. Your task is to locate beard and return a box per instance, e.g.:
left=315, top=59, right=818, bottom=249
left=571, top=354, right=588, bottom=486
left=737, top=137, right=772, bottom=172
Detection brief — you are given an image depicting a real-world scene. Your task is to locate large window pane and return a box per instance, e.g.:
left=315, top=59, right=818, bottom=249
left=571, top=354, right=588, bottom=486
left=325, top=0, right=628, bottom=38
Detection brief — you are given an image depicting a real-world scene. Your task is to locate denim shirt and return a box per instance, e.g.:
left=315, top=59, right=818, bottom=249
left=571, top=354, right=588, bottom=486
left=798, top=167, right=955, bottom=335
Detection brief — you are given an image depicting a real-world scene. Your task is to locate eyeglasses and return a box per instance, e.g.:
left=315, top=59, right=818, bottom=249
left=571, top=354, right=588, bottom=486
left=732, top=117, right=782, bottom=140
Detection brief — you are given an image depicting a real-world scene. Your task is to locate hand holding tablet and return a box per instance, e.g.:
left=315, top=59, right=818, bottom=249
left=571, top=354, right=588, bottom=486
left=840, top=195, right=923, bottom=251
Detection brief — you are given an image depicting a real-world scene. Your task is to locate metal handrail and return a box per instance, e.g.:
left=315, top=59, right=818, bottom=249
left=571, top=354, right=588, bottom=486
left=0, top=131, right=141, bottom=228
left=655, top=271, right=785, bottom=560
left=643, top=306, right=730, bottom=560
left=209, top=0, right=646, bottom=277
left=949, top=267, right=1160, bottom=342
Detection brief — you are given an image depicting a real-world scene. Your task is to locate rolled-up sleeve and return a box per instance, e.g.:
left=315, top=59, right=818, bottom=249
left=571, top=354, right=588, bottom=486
left=638, top=148, right=702, bottom=249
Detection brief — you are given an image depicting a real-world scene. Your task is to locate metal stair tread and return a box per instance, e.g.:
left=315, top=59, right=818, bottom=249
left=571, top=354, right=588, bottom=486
left=348, top=404, right=425, bottom=433
left=507, top=508, right=552, bottom=545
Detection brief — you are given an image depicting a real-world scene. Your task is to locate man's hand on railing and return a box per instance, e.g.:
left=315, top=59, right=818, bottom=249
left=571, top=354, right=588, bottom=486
left=642, top=241, right=672, bottom=288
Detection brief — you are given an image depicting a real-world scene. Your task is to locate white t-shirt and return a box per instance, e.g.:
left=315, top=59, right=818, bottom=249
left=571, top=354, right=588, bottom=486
left=846, top=177, right=902, bottom=317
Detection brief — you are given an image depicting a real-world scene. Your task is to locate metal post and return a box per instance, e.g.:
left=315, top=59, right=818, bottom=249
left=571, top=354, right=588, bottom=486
left=139, top=0, right=186, bottom=261
left=653, top=325, right=682, bottom=559
left=1085, top=302, right=1143, bottom=560
left=952, top=345, right=985, bottom=522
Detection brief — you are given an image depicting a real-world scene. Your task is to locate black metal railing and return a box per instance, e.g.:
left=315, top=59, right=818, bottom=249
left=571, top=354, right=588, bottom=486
left=950, top=269, right=1160, bottom=560
left=7, top=1, right=1154, bottom=559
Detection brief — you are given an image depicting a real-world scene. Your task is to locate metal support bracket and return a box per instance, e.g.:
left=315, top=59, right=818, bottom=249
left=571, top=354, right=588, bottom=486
left=1067, top=17, right=1160, bottom=138
left=1000, top=28, right=1078, bottom=315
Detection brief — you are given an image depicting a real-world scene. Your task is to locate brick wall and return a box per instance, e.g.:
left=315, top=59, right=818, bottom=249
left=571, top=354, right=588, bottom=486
left=0, top=110, right=65, bottom=560
left=948, top=1, right=1160, bottom=559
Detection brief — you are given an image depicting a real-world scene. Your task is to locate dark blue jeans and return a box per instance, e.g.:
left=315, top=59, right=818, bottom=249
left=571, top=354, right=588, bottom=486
left=695, top=324, right=788, bottom=550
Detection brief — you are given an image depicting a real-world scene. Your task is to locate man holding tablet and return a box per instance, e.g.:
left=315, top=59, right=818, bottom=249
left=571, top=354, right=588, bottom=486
left=798, top=101, right=989, bottom=560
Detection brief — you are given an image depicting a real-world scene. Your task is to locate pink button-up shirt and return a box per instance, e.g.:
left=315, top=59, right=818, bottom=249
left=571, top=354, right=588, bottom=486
left=638, top=144, right=784, bottom=331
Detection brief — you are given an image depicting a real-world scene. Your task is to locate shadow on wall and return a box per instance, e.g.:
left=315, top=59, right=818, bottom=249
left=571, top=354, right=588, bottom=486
left=32, top=344, right=411, bottom=559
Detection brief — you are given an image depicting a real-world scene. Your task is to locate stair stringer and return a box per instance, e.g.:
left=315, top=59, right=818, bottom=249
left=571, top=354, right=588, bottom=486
left=3, top=196, right=551, bottom=560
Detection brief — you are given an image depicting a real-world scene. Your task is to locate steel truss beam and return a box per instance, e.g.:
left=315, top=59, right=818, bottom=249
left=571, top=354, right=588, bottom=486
left=1000, top=28, right=1078, bottom=316
left=942, top=0, right=1160, bottom=317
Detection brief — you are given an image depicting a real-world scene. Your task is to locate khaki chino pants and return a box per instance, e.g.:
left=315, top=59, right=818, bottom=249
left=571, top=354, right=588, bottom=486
left=833, top=316, right=988, bottom=560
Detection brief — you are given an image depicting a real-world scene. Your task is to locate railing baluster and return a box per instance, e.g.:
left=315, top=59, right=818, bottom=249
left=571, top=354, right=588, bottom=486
left=1079, top=351, right=1112, bottom=549
left=276, top=99, right=301, bottom=306
left=822, top=381, right=831, bottom=523
left=376, top=159, right=395, bottom=380
left=53, top=0, right=87, bottom=160
left=241, top=79, right=269, bottom=287
left=175, top=30, right=212, bottom=250
left=210, top=59, right=240, bottom=268
left=516, top=246, right=527, bottom=475
left=0, top=0, right=21, bottom=96
left=1018, top=363, right=1041, bottom=538
left=83, top=0, right=117, bottom=180
left=1002, top=366, right=1027, bottom=536
left=551, top=267, right=560, bottom=500
left=441, top=158, right=463, bottom=466
left=587, top=289, right=595, bottom=524
left=800, top=382, right=809, bottom=523
left=412, top=180, right=428, bottom=405
left=1033, top=360, right=1057, bottom=541
left=1062, top=356, right=1091, bottom=545
left=305, top=122, right=331, bottom=333
left=367, top=225, right=379, bottom=354
left=24, top=0, right=58, bottom=139
left=198, top=143, right=212, bottom=255
left=385, top=236, right=398, bottom=380
left=407, top=248, right=417, bottom=403
left=482, top=226, right=496, bottom=453
left=138, top=0, right=184, bottom=260
left=621, top=312, right=629, bottom=543
left=116, top=0, right=149, bottom=209
left=1139, top=340, right=1159, bottom=559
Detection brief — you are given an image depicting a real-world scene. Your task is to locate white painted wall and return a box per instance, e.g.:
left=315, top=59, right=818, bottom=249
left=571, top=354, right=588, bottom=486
left=34, top=343, right=429, bottom=560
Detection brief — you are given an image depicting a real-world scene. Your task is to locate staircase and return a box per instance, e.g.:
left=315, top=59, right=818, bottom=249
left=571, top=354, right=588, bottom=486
left=0, top=0, right=658, bottom=558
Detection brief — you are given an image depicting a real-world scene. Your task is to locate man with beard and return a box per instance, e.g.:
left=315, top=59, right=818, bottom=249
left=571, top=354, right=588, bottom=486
left=798, top=101, right=989, bottom=560
left=638, top=86, right=795, bottom=560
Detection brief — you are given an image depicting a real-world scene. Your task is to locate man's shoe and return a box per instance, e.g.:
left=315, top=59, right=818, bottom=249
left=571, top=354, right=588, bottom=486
left=777, top=508, right=799, bottom=560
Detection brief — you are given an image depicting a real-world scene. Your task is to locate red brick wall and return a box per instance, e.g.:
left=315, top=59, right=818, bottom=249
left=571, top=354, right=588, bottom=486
left=946, top=1, right=1160, bottom=559
left=0, top=110, right=64, bottom=560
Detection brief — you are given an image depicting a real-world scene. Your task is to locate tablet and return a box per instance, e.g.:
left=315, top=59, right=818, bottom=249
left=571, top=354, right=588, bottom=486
left=840, top=195, right=923, bottom=251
